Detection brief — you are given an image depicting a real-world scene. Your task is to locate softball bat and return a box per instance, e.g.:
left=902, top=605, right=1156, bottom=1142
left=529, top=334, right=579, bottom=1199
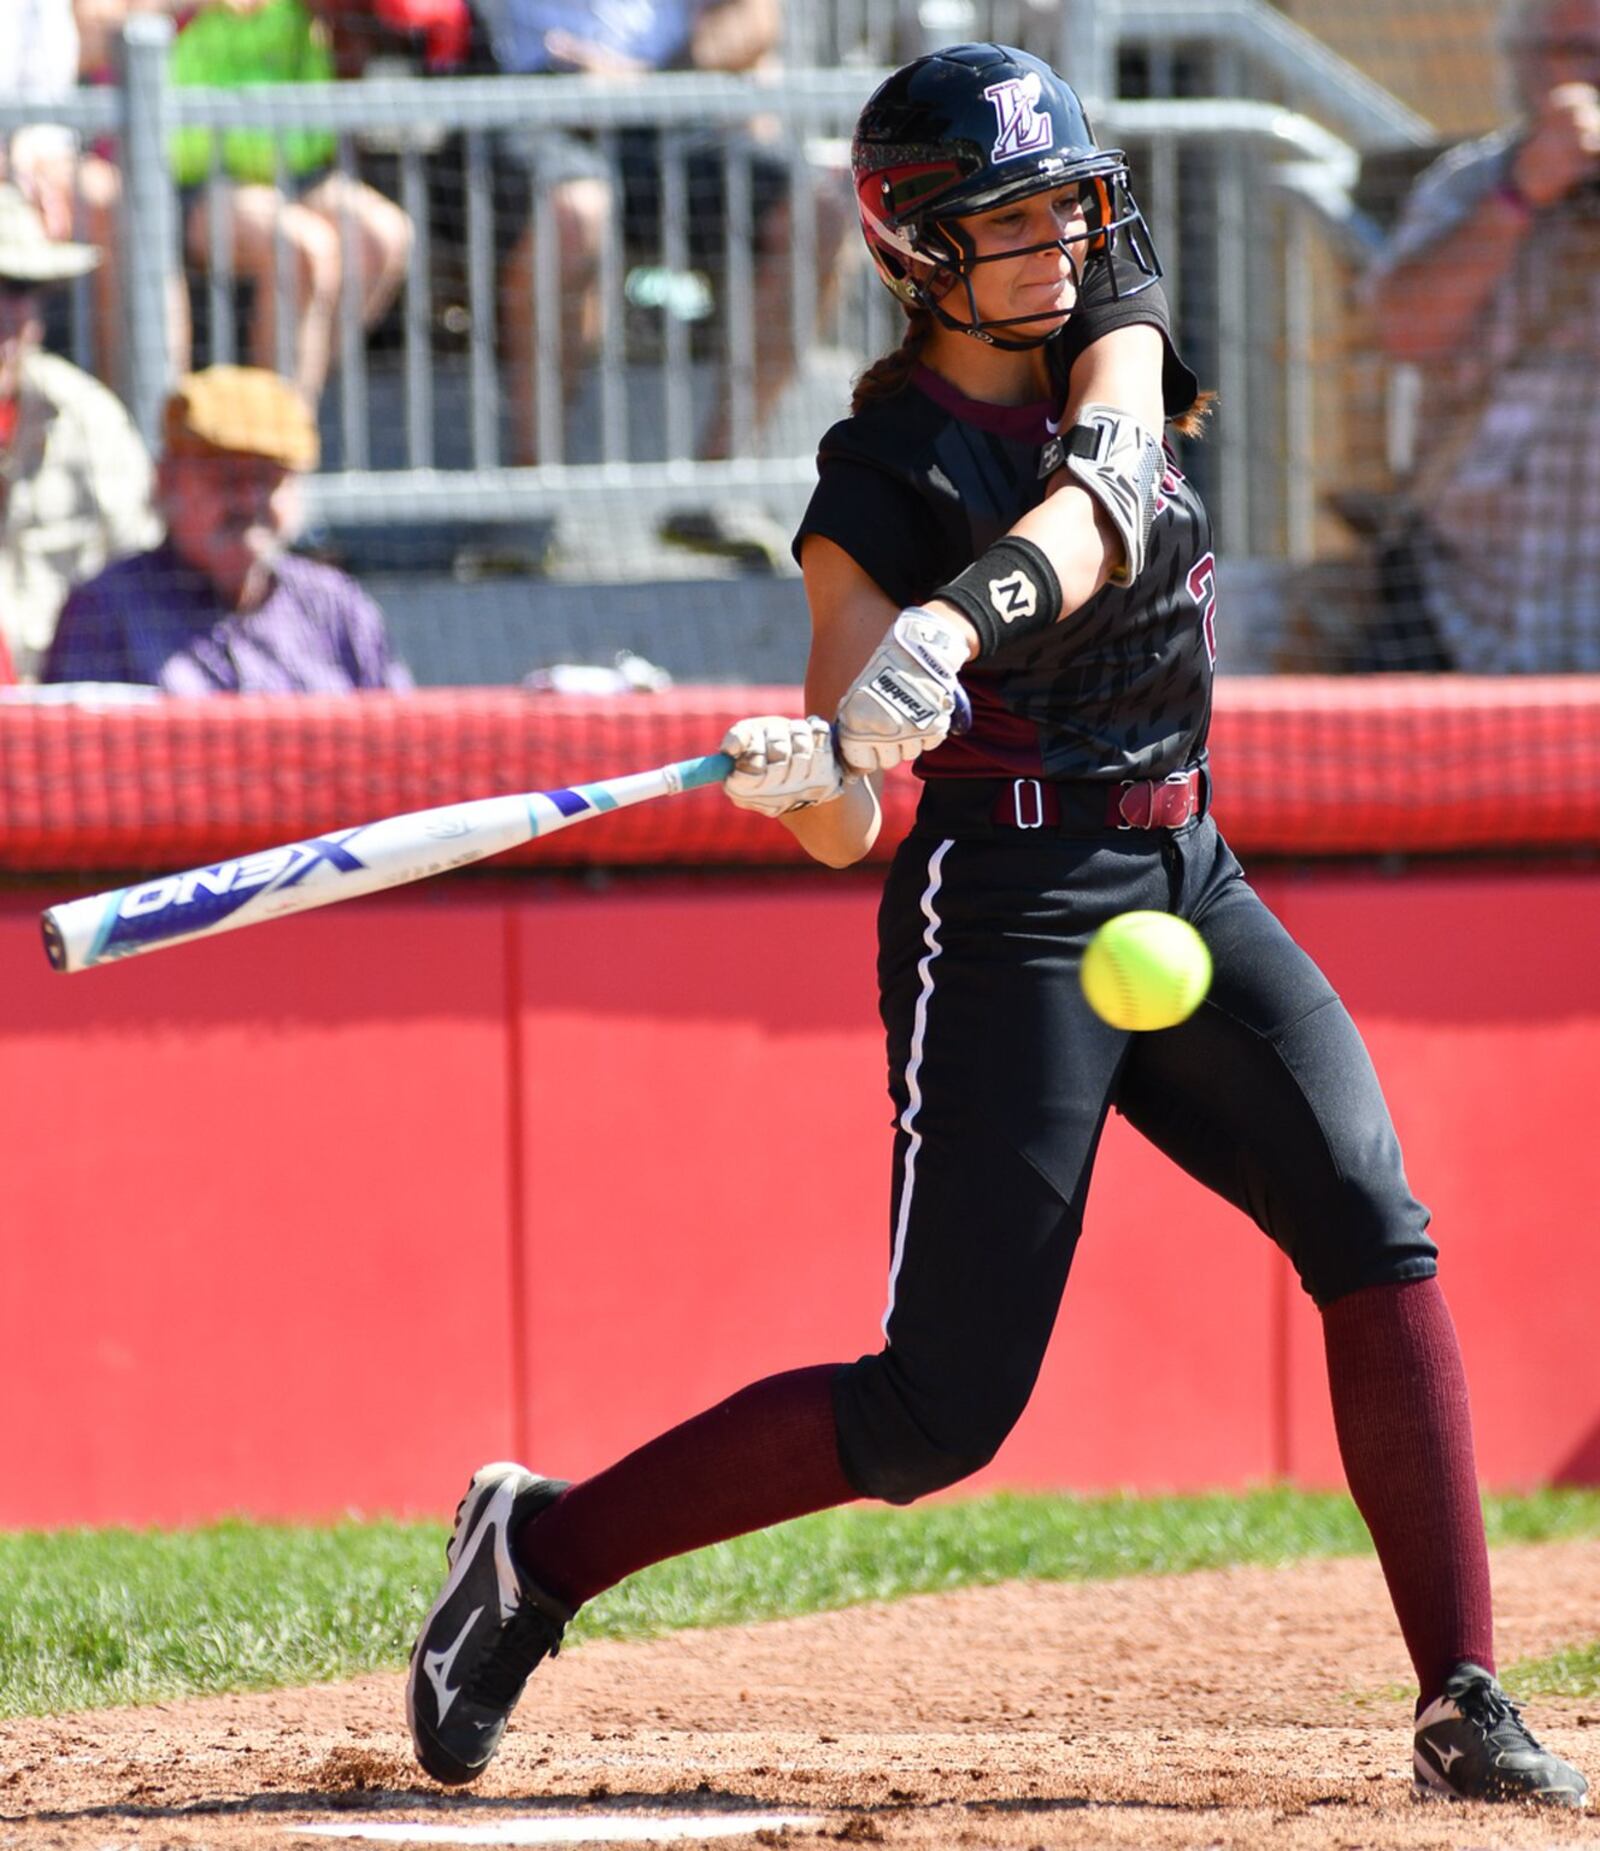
left=40, top=751, right=734, bottom=974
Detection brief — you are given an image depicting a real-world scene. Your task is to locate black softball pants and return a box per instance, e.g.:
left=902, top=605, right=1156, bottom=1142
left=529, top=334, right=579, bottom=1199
left=832, top=813, right=1438, bottom=1506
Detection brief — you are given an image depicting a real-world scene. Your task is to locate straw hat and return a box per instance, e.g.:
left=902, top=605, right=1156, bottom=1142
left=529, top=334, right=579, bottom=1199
left=0, top=185, right=99, bottom=284
left=162, top=366, right=321, bottom=472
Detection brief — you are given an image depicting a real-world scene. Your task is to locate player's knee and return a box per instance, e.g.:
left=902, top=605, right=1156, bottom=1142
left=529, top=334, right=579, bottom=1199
left=831, top=1352, right=1019, bottom=1506
left=1292, top=1176, right=1438, bottom=1307
left=852, top=1434, right=996, bottom=1506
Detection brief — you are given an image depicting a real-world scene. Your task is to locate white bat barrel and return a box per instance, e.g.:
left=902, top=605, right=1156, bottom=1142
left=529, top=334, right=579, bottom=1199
left=41, top=753, right=732, bottom=973
left=41, top=795, right=541, bottom=974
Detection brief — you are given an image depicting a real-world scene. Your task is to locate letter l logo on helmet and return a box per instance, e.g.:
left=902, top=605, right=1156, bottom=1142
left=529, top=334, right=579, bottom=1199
left=984, top=73, right=1055, bottom=163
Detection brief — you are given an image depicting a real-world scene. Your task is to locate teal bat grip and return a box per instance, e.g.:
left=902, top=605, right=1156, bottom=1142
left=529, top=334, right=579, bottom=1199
left=676, top=752, right=736, bottom=788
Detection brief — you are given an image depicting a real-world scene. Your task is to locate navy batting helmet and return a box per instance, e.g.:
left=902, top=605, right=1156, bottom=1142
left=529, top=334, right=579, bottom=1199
left=851, top=43, right=1161, bottom=347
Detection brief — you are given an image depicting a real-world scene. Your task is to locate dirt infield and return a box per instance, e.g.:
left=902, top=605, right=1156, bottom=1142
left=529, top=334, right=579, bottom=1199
left=4, top=1543, right=1598, bottom=1851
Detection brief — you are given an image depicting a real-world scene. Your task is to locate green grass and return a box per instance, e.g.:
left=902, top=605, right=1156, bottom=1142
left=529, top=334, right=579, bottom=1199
left=1505, top=1641, right=1600, bottom=1700
left=3, top=1486, right=1597, bottom=1719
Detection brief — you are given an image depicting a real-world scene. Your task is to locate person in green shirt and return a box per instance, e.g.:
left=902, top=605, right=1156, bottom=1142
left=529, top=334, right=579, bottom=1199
left=173, top=0, right=412, bottom=403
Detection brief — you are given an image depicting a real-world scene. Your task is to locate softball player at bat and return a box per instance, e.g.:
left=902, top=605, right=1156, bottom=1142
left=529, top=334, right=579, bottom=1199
left=408, top=44, right=1587, bottom=1808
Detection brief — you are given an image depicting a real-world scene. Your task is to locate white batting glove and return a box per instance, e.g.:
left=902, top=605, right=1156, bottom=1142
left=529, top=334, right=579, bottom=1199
left=721, top=714, right=846, bottom=816
left=834, top=606, right=972, bottom=773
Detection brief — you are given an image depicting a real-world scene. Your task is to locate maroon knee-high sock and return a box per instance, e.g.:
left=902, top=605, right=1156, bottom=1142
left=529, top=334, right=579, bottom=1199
left=1321, top=1276, right=1494, bottom=1703
left=514, top=1363, right=856, bottom=1610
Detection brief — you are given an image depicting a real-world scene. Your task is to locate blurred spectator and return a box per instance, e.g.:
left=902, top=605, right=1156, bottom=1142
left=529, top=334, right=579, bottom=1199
left=171, top=0, right=413, bottom=405
left=476, top=0, right=851, bottom=566
left=0, top=0, right=186, bottom=395
left=1, top=0, right=88, bottom=240
left=0, top=185, right=158, bottom=678
left=311, top=0, right=472, bottom=74
left=1366, top=0, right=1600, bottom=672
left=44, top=364, right=414, bottom=690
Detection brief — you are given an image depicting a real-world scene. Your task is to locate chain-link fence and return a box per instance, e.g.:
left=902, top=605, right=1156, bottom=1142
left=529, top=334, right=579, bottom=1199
left=6, top=1, right=1596, bottom=684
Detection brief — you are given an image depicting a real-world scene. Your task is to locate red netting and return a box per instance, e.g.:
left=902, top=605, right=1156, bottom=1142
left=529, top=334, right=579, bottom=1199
left=1209, top=676, right=1600, bottom=855
left=3, top=679, right=1598, bottom=878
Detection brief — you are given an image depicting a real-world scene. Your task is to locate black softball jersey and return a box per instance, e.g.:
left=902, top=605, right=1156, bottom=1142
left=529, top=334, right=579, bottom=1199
left=794, top=282, right=1215, bottom=782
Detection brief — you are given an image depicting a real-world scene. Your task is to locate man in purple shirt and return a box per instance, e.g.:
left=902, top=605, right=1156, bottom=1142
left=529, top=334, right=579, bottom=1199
left=43, top=365, right=413, bottom=693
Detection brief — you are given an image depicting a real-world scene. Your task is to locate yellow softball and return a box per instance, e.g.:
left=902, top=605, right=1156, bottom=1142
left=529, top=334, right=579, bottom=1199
left=1080, top=911, right=1212, bottom=1032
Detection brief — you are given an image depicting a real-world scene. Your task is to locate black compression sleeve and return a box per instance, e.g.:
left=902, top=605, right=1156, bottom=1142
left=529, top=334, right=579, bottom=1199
left=931, top=536, right=1063, bottom=658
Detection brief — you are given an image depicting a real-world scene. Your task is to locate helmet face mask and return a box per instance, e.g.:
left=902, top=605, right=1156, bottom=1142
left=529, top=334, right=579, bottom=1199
left=852, top=43, right=1162, bottom=350
left=926, top=176, right=1153, bottom=345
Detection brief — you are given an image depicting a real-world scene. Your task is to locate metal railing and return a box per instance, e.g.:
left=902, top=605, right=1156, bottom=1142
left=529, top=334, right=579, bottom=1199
left=3, top=8, right=1429, bottom=558
left=1079, top=0, right=1433, bottom=142
left=784, top=0, right=1436, bottom=146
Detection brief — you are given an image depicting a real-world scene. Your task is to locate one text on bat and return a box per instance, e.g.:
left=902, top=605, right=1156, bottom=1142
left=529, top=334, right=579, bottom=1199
left=115, top=835, right=367, bottom=918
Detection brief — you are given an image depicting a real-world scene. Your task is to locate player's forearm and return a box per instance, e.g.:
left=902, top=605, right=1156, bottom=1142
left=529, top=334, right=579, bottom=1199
left=1370, top=198, right=1527, bottom=363
left=1014, top=482, right=1122, bottom=615
left=780, top=773, right=882, bottom=867
left=917, top=485, right=1114, bottom=651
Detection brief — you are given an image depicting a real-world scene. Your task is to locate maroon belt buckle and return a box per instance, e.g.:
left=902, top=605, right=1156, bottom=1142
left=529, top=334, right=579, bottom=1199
left=1118, top=770, right=1198, bottom=831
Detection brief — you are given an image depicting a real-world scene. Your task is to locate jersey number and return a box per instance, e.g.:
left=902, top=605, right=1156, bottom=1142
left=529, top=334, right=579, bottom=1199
left=1187, top=553, right=1217, bottom=665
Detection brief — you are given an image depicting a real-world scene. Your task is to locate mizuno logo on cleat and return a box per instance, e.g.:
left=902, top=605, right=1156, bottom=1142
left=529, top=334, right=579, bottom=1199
left=423, top=1606, right=484, bottom=1723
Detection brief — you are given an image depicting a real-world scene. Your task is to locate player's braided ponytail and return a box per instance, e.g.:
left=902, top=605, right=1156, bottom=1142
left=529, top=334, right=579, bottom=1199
left=850, top=307, right=934, bottom=413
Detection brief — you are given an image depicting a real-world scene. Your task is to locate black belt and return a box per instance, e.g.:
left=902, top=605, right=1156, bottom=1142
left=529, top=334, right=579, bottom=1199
left=915, top=768, right=1208, bottom=836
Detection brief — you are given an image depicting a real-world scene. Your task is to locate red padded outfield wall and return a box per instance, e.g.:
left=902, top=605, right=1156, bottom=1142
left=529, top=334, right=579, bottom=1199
left=3, top=684, right=1599, bottom=1526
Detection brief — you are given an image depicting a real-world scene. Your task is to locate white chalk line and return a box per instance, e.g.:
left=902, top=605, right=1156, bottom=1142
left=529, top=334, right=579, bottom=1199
left=295, top=1810, right=822, bottom=1845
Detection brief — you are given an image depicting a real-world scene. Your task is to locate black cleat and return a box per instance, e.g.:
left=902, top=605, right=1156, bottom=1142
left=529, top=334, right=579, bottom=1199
left=406, top=1462, right=571, bottom=1785
left=1413, top=1662, right=1589, bottom=1807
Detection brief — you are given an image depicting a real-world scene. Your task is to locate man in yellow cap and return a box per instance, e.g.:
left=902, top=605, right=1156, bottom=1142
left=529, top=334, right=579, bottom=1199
left=44, top=365, right=412, bottom=691
left=0, top=183, right=158, bottom=680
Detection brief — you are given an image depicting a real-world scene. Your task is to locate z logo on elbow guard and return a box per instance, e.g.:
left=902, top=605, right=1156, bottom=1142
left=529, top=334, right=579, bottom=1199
left=1187, top=551, right=1218, bottom=664
left=988, top=569, right=1039, bottom=624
